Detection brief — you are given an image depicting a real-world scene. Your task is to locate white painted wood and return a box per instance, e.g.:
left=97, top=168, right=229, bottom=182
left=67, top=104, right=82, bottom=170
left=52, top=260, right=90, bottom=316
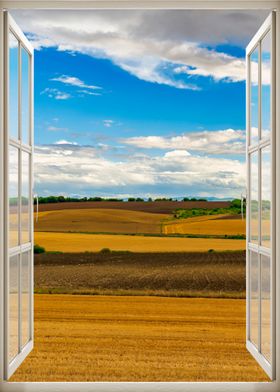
left=0, top=0, right=279, bottom=10
left=2, top=11, right=34, bottom=380
left=246, top=11, right=276, bottom=380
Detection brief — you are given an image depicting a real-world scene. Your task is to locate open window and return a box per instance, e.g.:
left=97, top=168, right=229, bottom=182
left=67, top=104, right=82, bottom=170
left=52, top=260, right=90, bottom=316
left=246, top=12, right=276, bottom=379
left=0, top=7, right=278, bottom=386
left=3, top=12, right=34, bottom=379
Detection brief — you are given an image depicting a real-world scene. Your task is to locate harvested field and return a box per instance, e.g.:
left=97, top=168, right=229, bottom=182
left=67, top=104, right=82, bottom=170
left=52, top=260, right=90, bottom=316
left=35, top=208, right=169, bottom=234
left=37, top=200, right=231, bottom=214
left=34, top=232, right=246, bottom=253
left=163, top=214, right=246, bottom=236
left=34, top=251, right=246, bottom=298
left=11, top=294, right=269, bottom=382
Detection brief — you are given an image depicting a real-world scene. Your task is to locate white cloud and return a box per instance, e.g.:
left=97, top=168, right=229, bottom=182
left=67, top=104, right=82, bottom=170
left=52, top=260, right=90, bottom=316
left=47, top=125, right=68, bottom=131
left=78, top=90, right=101, bottom=96
left=103, top=119, right=114, bottom=128
left=34, top=142, right=245, bottom=198
left=122, top=129, right=246, bottom=154
left=164, top=150, right=191, bottom=158
left=11, top=10, right=269, bottom=89
left=40, top=87, right=71, bottom=100
left=54, top=140, right=78, bottom=145
left=51, top=75, right=102, bottom=90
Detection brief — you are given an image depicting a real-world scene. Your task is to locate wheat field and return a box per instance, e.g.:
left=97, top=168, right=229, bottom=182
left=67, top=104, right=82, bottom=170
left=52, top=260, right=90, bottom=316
left=163, top=214, right=246, bottom=235
left=34, top=231, right=245, bottom=252
left=10, top=294, right=268, bottom=382
left=35, top=208, right=169, bottom=234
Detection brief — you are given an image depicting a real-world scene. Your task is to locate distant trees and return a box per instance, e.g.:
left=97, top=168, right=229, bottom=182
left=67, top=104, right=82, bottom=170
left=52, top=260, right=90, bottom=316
left=35, top=195, right=245, bottom=207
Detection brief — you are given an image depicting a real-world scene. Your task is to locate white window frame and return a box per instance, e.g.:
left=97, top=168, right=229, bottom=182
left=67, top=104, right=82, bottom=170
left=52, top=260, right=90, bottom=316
left=3, top=12, right=34, bottom=380
left=246, top=12, right=276, bottom=380
left=0, top=1, right=280, bottom=391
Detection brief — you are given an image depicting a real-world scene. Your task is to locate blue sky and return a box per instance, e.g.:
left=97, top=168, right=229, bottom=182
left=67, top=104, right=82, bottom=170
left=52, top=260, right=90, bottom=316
left=13, top=10, right=269, bottom=199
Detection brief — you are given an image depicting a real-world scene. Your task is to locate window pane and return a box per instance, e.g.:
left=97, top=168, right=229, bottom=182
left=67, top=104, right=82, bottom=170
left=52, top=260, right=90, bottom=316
left=250, top=46, right=259, bottom=145
left=250, top=251, right=259, bottom=348
left=261, top=30, right=271, bottom=140
left=9, top=146, right=19, bottom=248
left=9, top=32, right=19, bottom=140
left=261, top=146, right=271, bottom=247
left=9, top=254, right=19, bottom=362
left=261, top=254, right=271, bottom=363
left=21, top=251, right=30, bottom=348
left=21, top=47, right=30, bottom=145
left=250, top=152, right=258, bottom=244
left=21, top=152, right=30, bottom=244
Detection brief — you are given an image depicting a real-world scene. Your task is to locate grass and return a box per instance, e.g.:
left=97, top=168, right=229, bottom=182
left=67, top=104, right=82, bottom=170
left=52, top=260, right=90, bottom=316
left=10, top=294, right=269, bottom=382
left=34, top=232, right=245, bottom=253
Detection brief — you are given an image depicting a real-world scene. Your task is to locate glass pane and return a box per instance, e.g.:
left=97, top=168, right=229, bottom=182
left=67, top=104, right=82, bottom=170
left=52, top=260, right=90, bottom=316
left=261, top=254, right=271, bottom=363
left=9, top=146, right=19, bottom=248
left=21, top=251, right=30, bottom=348
left=21, top=152, right=30, bottom=244
left=250, top=45, right=259, bottom=145
left=250, top=251, right=259, bottom=348
left=261, top=146, right=271, bottom=247
left=250, top=152, right=258, bottom=244
left=9, top=32, right=19, bottom=140
left=21, top=47, right=30, bottom=145
left=261, top=30, right=271, bottom=140
left=9, top=254, right=19, bottom=362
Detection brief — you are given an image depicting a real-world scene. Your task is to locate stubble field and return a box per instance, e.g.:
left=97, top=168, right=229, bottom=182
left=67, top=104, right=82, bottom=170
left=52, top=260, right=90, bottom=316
left=11, top=294, right=268, bottom=382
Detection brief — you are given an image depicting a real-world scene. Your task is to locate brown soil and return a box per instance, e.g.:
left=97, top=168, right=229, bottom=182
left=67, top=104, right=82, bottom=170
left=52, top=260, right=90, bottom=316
left=37, top=200, right=231, bottom=214
left=35, top=251, right=246, bottom=297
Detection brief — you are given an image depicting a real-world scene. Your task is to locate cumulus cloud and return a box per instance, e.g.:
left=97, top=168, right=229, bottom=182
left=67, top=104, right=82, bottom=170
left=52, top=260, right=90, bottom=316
left=122, top=129, right=246, bottom=154
left=34, top=142, right=245, bottom=198
left=12, top=10, right=268, bottom=89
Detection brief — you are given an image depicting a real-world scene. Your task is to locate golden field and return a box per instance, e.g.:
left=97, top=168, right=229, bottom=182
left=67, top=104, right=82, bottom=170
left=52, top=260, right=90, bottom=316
left=34, top=231, right=245, bottom=252
left=35, top=208, right=169, bottom=234
left=11, top=294, right=268, bottom=382
left=163, top=214, right=246, bottom=236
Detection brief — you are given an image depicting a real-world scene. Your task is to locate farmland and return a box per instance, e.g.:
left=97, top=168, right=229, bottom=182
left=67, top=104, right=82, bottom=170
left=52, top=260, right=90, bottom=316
left=34, top=200, right=246, bottom=253
left=37, top=200, right=231, bottom=214
left=35, top=208, right=169, bottom=234
left=11, top=294, right=268, bottom=382
left=34, top=251, right=246, bottom=297
left=19, top=199, right=259, bottom=382
left=162, top=214, right=246, bottom=236
left=34, top=231, right=245, bottom=252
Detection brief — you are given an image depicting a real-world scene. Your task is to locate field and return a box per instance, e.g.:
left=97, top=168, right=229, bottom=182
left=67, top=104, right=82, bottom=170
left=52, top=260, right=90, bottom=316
left=36, top=208, right=169, bottom=234
left=22, top=200, right=258, bottom=382
left=35, top=231, right=245, bottom=252
left=38, top=200, right=231, bottom=213
left=162, top=214, right=245, bottom=236
left=11, top=294, right=268, bottom=382
left=34, top=251, right=246, bottom=297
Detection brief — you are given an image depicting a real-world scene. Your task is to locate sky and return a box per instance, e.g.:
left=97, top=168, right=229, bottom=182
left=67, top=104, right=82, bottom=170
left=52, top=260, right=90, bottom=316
left=12, top=10, right=269, bottom=199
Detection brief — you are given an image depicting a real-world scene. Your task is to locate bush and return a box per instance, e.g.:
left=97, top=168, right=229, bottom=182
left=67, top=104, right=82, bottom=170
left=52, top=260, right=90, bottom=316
left=208, top=249, right=214, bottom=253
left=99, top=248, right=111, bottom=254
left=34, top=244, right=45, bottom=254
